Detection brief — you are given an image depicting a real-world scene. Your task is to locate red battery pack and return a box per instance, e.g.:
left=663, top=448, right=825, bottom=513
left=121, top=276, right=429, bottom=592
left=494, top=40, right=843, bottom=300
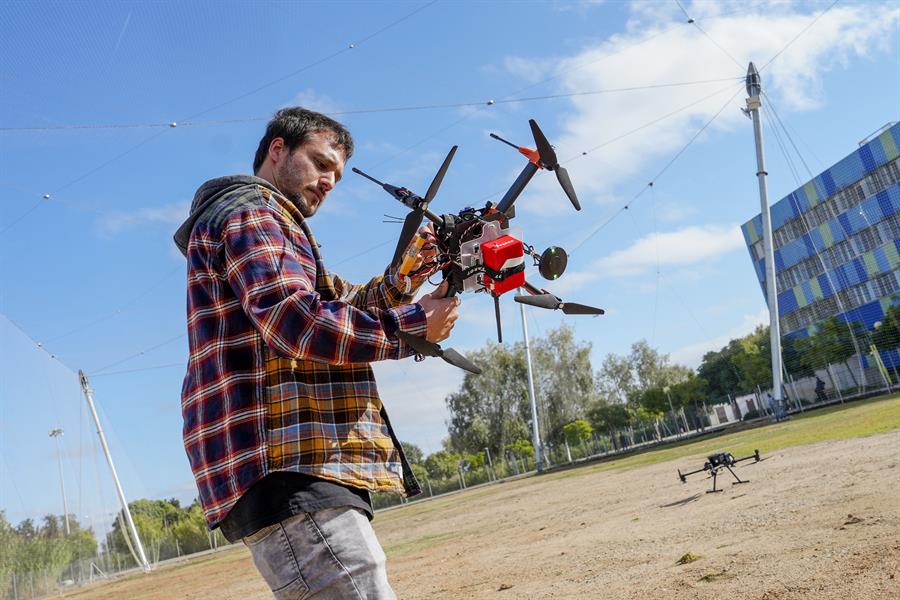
left=482, top=234, right=525, bottom=295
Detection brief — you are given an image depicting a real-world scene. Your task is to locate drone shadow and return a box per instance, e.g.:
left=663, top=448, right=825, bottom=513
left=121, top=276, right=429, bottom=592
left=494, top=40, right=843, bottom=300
left=658, top=493, right=703, bottom=508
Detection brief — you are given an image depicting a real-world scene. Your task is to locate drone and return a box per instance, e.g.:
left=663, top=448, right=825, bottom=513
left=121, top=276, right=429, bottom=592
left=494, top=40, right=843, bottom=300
left=677, top=449, right=763, bottom=494
left=352, top=120, right=604, bottom=375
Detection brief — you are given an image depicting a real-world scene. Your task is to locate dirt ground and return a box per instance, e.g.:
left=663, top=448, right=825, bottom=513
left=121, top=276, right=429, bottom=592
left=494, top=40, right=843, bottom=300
left=62, top=430, right=900, bottom=599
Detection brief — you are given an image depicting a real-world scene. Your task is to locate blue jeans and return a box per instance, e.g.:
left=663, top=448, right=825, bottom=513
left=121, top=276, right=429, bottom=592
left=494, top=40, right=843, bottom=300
left=243, top=507, right=396, bottom=599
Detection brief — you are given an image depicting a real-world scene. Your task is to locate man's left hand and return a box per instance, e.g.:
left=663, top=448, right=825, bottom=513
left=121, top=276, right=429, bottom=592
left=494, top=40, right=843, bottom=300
left=401, top=223, right=438, bottom=277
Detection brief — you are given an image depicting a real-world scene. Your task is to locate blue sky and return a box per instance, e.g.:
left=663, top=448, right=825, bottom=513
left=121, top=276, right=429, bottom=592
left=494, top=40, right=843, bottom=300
left=2, top=0, right=898, bottom=535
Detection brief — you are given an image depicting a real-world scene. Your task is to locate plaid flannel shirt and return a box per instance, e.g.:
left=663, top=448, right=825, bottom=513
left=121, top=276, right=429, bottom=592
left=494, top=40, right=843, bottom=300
left=178, top=176, right=427, bottom=528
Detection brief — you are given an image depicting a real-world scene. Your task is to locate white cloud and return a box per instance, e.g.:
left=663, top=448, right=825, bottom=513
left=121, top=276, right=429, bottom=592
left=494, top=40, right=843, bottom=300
left=97, top=201, right=189, bottom=236
left=554, top=223, right=744, bottom=296
left=604, top=223, right=744, bottom=276
left=288, top=88, right=343, bottom=115
left=506, top=2, right=900, bottom=214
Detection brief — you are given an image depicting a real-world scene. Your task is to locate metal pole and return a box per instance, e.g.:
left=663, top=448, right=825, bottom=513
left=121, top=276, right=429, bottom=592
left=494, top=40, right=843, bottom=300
left=746, top=62, right=784, bottom=408
left=519, top=289, right=543, bottom=473
left=826, top=364, right=845, bottom=404
left=664, top=387, right=679, bottom=437
left=48, top=429, right=70, bottom=536
left=483, top=447, right=494, bottom=481
left=78, top=370, right=151, bottom=572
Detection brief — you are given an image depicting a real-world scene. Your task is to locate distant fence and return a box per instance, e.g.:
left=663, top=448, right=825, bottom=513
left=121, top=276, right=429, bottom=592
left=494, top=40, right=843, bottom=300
left=0, top=530, right=234, bottom=600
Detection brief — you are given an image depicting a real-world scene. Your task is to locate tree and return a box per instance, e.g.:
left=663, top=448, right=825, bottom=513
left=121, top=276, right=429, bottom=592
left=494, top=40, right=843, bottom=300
left=730, top=325, right=773, bottom=390
left=562, top=420, right=593, bottom=446
left=586, top=401, right=630, bottom=434
left=505, top=438, right=534, bottom=460
left=400, top=441, right=424, bottom=465
left=445, top=342, right=530, bottom=457
left=423, top=450, right=462, bottom=480
left=0, top=512, right=18, bottom=592
left=597, top=340, right=690, bottom=405
left=171, top=503, right=212, bottom=555
left=445, top=325, right=596, bottom=455
left=697, top=339, right=744, bottom=399
left=530, top=326, right=595, bottom=445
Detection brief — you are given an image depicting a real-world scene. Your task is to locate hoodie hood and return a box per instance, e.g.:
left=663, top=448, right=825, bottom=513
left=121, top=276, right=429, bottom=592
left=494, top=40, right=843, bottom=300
left=173, top=175, right=281, bottom=256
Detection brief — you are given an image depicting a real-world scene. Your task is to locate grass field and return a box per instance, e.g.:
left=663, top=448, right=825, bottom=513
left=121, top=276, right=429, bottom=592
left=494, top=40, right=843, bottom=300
left=59, top=395, right=900, bottom=599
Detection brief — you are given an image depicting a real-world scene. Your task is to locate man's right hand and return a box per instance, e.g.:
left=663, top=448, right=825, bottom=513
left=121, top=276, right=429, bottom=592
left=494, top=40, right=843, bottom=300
left=417, top=280, right=460, bottom=343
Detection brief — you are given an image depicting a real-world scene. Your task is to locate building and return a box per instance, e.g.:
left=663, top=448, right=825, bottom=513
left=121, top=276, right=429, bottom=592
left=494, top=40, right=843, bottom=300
left=741, top=122, right=900, bottom=378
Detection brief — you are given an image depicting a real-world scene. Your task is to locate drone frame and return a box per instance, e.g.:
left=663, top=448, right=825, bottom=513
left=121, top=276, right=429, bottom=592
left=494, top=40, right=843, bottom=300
left=352, top=119, right=603, bottom=374
left=677, top=449, right=762, bottom=493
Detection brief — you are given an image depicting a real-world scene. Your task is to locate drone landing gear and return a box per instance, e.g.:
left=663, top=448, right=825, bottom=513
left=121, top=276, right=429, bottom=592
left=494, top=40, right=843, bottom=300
left=679, top=449, right=761, bottom=494
left=707, top=466, right=749, bottom=493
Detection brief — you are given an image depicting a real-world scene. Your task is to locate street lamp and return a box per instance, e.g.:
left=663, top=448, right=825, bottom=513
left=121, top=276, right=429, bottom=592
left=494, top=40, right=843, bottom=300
left=49, top=428, right=71, bottom=535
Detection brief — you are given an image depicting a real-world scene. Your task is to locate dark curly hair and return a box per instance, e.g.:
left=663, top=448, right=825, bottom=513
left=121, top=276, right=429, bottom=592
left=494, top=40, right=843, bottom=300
left=253, top=107, right=354, bottom=174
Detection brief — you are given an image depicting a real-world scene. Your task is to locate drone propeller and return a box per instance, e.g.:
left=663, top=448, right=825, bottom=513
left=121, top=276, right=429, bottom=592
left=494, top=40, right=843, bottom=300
left=396, top=331, right=482, bottom=375
left=491, top=120, right=581, bottom=214
left=528, top=120, right=581, bottom=211
left=513, top=293, right=605, bottom=315
left=391, top=145, right=458, bottom=267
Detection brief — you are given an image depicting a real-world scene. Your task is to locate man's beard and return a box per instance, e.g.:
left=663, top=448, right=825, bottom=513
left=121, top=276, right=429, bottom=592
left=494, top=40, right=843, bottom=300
left=290, top=191, right=317, bottom=218
left=275, top=163, right=318, bottom=218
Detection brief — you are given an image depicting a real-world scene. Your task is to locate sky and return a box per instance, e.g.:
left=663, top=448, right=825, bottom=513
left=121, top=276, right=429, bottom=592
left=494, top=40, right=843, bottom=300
left=1, top=0, right=898, bottom=536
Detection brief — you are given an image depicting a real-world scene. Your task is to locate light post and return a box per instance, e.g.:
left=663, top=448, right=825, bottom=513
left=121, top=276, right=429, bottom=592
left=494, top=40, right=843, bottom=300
left=49, top=428, right=70, bottom=536
left=519, top=292, right=543, bottom=473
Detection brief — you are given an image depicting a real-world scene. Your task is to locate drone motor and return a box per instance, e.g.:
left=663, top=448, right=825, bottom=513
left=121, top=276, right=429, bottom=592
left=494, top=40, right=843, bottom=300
left=538, top=246, right=568, bottom=280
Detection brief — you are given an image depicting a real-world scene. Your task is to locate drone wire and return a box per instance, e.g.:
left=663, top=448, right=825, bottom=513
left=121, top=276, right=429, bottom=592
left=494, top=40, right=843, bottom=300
left=88, top=362, right=187, bottom=378
left=674, top=0, right=744, bottom=70
left=1, top=312, right=78, bottom=373
left=182, top=0, right=439, bottom=122
left=44, top=264, right=182, bottom=343
left=650, top=181, right=661, bottom=347
left=0, top=1, right=439, bottom=234
left=89, top=331, right=187, bottom=375
left=569, top=81, right=746, bottom=254
left=475, top=79, right=742, bottom=210
left=762, top=91, right=816, bottom=180
left=560, top=0, right=844, bottom=256
left=0, top=78, right=743, bottom=132
left=4, top=3, right=853, bottom=381
left=345, top=9, right=751, bottom=173
left=760, top=0, right=841, bottom=72
left=762, top=96, right=872, bottom=375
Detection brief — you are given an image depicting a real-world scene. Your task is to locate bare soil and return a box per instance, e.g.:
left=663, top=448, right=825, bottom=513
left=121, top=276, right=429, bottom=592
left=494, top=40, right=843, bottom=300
left=61, top=431, right=900, bottom=599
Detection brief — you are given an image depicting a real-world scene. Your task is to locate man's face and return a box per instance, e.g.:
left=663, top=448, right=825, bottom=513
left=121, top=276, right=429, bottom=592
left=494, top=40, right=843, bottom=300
left=273, top=130, right=346, bottom=218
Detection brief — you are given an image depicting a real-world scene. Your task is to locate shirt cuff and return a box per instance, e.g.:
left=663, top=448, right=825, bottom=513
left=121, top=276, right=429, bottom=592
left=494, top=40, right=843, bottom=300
left=387, top=302, right=427, bottom=357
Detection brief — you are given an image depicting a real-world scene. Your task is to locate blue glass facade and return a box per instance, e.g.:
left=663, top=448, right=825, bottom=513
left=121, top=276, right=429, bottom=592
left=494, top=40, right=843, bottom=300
left=741, top=123, right=900, bottom=351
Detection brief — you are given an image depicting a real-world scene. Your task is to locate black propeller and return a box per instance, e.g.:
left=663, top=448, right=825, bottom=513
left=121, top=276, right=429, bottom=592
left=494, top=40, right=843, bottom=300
left=395, top=331, right=482, bottom=375
left=513, top=293, right=604, bottom=315
left=528, top=119, right=581, bottom=211
left=391, top=145, right=458, bottom=267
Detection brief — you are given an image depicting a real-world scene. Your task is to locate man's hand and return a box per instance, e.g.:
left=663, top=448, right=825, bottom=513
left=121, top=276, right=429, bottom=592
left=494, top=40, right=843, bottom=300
left=417, top=280, right=460, bottom=343
left=399, top=223, right=438, bottom=277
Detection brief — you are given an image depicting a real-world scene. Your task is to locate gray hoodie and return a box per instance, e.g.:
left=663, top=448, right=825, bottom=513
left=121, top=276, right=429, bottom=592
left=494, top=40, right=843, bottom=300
left=173, top=175, right=282, bottom=257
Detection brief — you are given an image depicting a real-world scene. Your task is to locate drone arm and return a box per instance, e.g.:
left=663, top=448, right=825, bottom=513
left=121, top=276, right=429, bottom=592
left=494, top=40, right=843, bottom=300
left=521, top=280, right=546, bottom=296
left=679, top=465, right=709, bottom=479
left=733, top=449, right=762, bottom=464
left=496, top=162, right=539, bottom=214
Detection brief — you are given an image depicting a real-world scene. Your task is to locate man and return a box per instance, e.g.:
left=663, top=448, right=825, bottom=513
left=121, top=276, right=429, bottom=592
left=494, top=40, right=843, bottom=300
left=173, top=107, right=459, bottom=598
